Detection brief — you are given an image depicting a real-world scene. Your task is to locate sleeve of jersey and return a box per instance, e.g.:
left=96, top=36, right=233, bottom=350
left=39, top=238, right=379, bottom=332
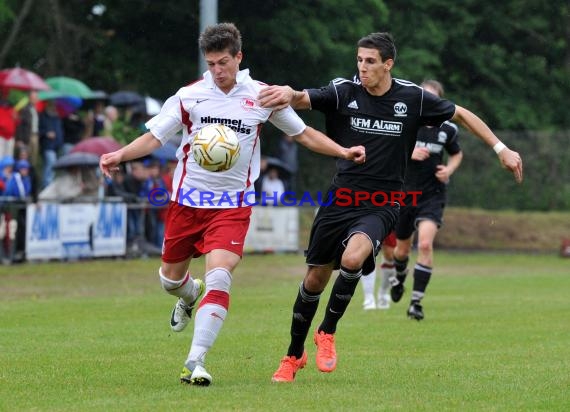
left=421, top=94, right=456, bottom=127
left=307, top=83, right=338, bottom=112
left=444, top=122, right=462, bottom=155
left=144, top=95, right=183, bottom=145
left=268, top=106, right=307, bottom=136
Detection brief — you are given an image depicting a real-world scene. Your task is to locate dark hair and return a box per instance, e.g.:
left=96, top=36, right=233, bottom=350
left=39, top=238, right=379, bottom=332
left=421, top=79, right=444, bottom=97
left=357, top=32, right=397, bottom=62
left=199, top=22, right=242, bottom=56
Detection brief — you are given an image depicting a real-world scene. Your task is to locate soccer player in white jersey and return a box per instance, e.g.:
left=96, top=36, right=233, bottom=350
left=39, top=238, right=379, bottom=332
left=99, top=22, right=365, bottom=386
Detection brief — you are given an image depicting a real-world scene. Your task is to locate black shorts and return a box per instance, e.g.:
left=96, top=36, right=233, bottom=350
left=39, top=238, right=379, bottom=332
left=305, top=202, right=400, bottom=274
left=395, top=190, right=446, bottom=240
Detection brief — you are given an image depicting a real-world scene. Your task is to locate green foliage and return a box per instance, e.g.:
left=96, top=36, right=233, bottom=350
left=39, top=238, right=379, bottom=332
left=1, top=0, right=568, bottom=126
left=224, top=0, right=389, bottom=87
left=0, top=0, right=15, bottom=22
left=384, top=0, right=570, bottom=130
left=1, top=0, right=568, bottom=209
left=449, top=131, right=570, bottom=210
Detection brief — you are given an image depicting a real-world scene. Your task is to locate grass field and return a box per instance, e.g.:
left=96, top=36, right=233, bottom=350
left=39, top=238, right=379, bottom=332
left=1, top=252, right=569, bottom=411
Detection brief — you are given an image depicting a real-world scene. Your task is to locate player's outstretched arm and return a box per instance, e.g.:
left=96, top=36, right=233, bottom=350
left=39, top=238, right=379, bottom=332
left=258, top=86, right=311, bottom=110
left=293, top=126, right=366, bottom=164
left=452, top=106, right=523, bottom=183
left=99, top=132, right=162, bottom=177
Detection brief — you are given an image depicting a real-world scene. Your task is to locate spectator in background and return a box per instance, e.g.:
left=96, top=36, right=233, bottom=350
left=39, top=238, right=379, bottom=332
left=38, top=165, right=99, bottom=201
left=39, top=100, right=63, bottom=188
left=103, top=105, right=119, bottom=136
left=14, top=91, right=39, bottom=167
left=278, top=134, right=298, bottom=192
left=15, top=146, right=39, bottom=201
left=0, top=97, right=17, bottom=159
left=0, top=155, right=17, bottom=264
left=120, top=161, right=147, bottom=249
left=13, top=147, right=37, bottom=262
left=84, top=100, right=107, bottom=137
left=62, top=110, right=86, bottom=155
left=143, top=158, right=168, bottom=247
left=0, top=156, right=15, bottom=194
left=254, top=156, right=269, bottom=199
left=261, top=166, right=285, bottom=206
left=4, top=160, right=32, bottom=199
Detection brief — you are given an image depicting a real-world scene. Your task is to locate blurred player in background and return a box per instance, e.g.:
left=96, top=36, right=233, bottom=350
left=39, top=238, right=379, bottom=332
left=100, top=22, right=364, bottom=387
left=390, top=80, right=463, bottom=321
left=259, top=32, right=523, bottom=383
left=361, top=231, right=396, bottom=310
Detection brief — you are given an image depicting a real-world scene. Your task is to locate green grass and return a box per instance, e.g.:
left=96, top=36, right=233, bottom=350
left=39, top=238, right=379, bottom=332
left=1, top=252, right=569, bottom=411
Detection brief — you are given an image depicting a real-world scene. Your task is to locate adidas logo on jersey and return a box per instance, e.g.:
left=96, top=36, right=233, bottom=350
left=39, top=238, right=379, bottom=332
left=347, top=100, right=359, bottom=109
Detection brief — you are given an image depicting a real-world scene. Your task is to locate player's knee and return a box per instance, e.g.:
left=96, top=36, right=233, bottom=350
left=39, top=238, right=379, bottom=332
left=340, top=253, right=364, bottom=272
left=417, top=239, right=433, bottom=256
left=159, top=261, right=188, bottom=281
left=205, top=267, right=232, bottom=293
left=394, top=245, right=411, bottom=259
left=304, top=267, right=330, bottom=292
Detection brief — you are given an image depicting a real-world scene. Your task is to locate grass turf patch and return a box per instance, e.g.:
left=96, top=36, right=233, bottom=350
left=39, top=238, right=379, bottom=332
left=1, top=252, right=569, bottom=411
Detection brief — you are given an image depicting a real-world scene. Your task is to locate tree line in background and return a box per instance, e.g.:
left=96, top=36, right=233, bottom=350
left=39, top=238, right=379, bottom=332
left=1, top=0, right=568, bottom=210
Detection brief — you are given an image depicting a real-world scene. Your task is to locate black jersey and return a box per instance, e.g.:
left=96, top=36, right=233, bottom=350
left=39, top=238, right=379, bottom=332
left=404, top=121, right=461, bottom=193
left=307, top=78, right=455, bottom=192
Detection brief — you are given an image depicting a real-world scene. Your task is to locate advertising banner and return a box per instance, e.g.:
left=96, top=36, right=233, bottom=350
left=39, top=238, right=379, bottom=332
left=26, top=202, right=127, bottom=260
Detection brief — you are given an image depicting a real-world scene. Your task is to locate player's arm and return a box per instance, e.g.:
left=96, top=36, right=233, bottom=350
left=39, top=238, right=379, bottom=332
left=452, top=105, right=523, bottom=183
left=293, top=126, right=365, bottom=164
left=258, top=85, right=311, bottom=110
left=435, top=151, right=463, bottom=183
left=99, top=132, right=162, bottom=177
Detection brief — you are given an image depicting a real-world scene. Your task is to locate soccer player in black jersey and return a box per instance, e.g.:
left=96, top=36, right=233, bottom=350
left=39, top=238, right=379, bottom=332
left=389, top=80, right=463, bottom=321
left=259, top=32, right=523, bottom=382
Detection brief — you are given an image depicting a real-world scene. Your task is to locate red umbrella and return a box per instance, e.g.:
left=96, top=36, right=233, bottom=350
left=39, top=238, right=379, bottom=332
left=71, top=137, right=122, bottom=156
left=0, top=67, right=50, bottom=91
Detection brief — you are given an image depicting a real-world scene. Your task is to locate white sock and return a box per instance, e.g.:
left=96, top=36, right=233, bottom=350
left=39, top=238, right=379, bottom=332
left=159, top=269, right=196, bottom=305
left=361, top=268, right=376, bottom=303
left=379, top=259, right=395, bottom=295
left=186, top=267, right=232, bottom=369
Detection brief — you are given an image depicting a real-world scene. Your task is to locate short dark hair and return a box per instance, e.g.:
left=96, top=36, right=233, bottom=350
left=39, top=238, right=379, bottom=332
left=357, top=32, right=397, bottom=62
left=421, top=79, right=445, bottom=97
left=199, top=22, right=242, bottom=56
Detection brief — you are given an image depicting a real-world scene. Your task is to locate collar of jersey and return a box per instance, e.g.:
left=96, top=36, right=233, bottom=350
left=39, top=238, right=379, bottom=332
left=202, top=69, right=251, bottom=91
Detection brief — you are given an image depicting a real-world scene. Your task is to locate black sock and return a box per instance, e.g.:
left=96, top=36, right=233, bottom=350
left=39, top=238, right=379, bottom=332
left=318, top=266, right=362, bottom=334
left=287, top=282, right=321, bottom=358
left=411, top=263, right=432, bottom=302
left=394, top=256, right=409, bottom=284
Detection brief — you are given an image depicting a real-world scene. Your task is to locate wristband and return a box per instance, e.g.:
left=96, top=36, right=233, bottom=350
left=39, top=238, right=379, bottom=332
left=493, top=142, right=507, bottom=154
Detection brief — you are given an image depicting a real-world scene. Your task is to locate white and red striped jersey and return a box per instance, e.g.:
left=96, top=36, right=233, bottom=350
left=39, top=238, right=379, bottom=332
left=146, top=69, right=306, bottom=208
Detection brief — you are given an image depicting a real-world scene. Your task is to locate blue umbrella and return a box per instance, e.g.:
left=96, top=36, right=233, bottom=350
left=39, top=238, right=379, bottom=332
left=109, top=91, right=144, bottom=107
left=53, top=152, right=100, bottom=169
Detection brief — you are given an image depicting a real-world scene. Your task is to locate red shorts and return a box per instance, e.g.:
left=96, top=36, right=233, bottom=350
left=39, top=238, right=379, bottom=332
left=383, top=230, right=397, bottom=248
left=162, top=202, right=252, bottom=263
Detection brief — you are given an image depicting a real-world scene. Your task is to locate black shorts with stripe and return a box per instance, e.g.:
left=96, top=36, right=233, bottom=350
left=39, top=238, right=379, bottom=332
left=305, top=201, right=400, bottom=274
left=395, top=190, right=446, bottom=240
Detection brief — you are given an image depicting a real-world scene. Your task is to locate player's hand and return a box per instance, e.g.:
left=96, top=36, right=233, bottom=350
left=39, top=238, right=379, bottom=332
left=344, top=145, right=366, bottom=164
left=258, top=85, right=294, bottom=110
left=435, top=165, right=451, bottom=183
left=411, top=147, right=430, bottom=161
left=498, top=148, right=523, bottom=183
left=100, top=151, right=123, bottom=178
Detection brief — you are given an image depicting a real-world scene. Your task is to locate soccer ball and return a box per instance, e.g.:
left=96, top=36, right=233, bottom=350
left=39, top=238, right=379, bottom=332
left=192, top=124, right=241, bottom=172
